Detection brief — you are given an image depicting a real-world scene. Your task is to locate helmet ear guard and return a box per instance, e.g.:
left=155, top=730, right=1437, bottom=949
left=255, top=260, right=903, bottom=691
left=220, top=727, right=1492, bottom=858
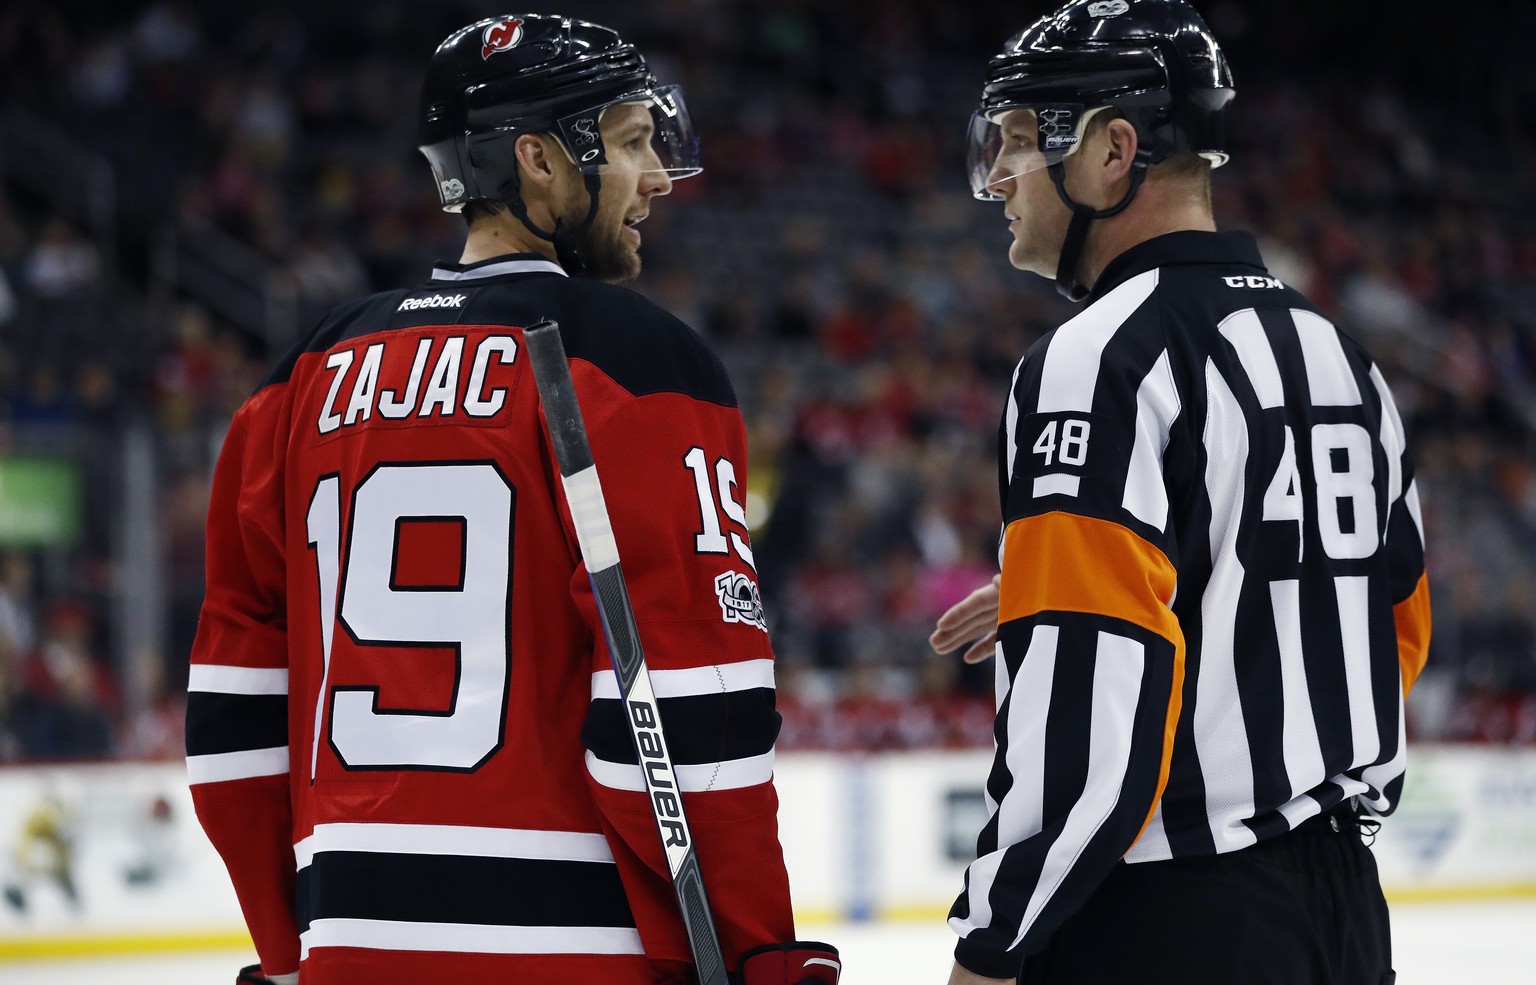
left=420, top=138, right=477, bottom=213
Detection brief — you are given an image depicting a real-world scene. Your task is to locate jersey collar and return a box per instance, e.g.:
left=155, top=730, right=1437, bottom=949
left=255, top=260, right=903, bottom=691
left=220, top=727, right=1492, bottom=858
left=1088, top=230, right=1266, bottom=303
left=430, top=253, right=568, bottom=282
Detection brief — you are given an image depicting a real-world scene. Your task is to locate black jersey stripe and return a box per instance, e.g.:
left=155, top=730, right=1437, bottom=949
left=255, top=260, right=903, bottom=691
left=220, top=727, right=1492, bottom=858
left=295, top=852, right=635, bottom=934
left=186, top=692, right=288, bottom=757
left=582, top=688, right=779, bottom=766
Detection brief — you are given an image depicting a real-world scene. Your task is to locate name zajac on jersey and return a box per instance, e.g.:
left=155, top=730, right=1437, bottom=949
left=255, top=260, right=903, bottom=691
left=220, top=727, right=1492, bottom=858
left=315, top=332, right=518, bottom=434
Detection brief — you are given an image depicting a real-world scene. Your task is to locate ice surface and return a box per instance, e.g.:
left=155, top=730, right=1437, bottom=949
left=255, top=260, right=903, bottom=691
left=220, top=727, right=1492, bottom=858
left=2, top=900, right=1533, bottom=984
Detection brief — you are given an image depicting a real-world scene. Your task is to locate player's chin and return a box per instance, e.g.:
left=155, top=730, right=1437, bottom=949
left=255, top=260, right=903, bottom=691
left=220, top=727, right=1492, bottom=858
left=583, top=238, right=643, bottom=284
left=603, top=250, right=642, bottom=284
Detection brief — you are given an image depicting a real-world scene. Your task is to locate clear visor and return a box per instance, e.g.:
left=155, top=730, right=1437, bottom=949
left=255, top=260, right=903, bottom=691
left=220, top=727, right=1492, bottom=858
left=556, top=83, right=702, bottom=179
left=966, top=105, right=1107, bottom=201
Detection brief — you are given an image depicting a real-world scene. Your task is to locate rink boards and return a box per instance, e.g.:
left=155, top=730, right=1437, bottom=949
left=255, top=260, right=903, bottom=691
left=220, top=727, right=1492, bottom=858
left=1, top=745, right=1533, bottom=959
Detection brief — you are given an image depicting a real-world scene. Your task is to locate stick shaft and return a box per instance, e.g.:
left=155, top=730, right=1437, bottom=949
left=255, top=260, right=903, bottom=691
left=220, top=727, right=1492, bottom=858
left=524, top=320, right=729, bottom=985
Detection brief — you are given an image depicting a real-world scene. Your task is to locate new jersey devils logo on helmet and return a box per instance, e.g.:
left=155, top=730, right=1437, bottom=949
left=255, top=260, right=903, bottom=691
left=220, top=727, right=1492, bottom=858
left=481, top=18, right=525, bottom=60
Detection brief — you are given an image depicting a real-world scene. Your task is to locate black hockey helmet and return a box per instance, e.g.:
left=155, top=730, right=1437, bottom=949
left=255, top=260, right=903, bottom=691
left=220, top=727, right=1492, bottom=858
left=966, top=0, right=1235, bottom=300
left=417, top=15, right=700, bottom=269
left=967, top=0, right=1234, bottom=199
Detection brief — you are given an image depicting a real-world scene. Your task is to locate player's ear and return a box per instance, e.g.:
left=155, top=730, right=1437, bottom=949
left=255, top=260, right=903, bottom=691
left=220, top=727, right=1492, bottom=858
left=513, top=133, right=564, bottom=190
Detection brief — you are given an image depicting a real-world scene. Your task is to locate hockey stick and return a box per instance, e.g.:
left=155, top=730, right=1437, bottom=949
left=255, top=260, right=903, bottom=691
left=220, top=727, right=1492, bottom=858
left=524, top=319, right=730, bottom=985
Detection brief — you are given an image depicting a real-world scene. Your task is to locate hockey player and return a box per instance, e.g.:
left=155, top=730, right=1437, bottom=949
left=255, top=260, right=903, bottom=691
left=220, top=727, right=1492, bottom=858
left=935, top=1, right=1429, bottom=982
left=187, top=14, right=837, bottom=985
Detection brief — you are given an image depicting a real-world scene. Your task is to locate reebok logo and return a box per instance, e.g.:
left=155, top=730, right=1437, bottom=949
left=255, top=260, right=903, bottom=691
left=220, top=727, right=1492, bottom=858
left=398, top=294, right=467, bottom=311
left=1223, top=275, right=1284, bottom=290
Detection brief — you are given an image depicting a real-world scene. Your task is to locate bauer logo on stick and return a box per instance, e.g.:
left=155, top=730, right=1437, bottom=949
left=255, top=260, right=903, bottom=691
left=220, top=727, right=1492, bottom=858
left=481, top=17, right=524, bottom=60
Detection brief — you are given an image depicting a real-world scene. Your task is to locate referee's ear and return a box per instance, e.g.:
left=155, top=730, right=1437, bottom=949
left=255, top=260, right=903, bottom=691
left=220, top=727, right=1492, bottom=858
left=1096, top=116, right=1141, bottom=188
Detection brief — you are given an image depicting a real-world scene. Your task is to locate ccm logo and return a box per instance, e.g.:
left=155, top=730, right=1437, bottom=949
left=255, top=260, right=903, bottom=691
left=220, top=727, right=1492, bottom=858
left=398, top=294, right=467, bottom=311
left=1223, top=275, right=1284, bottom=289
left=628, top=700, right=690, bottom=849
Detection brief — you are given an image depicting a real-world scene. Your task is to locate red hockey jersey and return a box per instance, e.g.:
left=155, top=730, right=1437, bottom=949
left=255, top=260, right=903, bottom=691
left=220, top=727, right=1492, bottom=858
left=187, top=255, right=793, bottom=985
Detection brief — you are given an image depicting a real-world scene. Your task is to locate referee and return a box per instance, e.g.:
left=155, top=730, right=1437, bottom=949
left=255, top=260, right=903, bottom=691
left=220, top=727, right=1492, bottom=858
left=933, top=2, right=1430, bottom=983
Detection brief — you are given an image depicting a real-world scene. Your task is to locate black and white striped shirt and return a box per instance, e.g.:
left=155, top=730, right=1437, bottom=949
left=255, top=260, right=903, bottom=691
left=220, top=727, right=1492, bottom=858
left=950, top=231, right=1431, bottom=978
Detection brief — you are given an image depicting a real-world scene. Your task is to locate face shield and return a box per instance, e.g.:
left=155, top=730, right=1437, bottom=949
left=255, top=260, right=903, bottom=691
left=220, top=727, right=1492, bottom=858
left=966, top=104, right=1108, bottom=201
left=554, top=84, right=701, bottom=179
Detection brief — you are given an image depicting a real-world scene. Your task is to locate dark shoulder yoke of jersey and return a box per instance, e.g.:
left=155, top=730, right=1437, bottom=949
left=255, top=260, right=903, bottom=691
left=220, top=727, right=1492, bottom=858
left=253, top=258, right=737, bottom=409
left=1087, top=229, right=1322, bottom=323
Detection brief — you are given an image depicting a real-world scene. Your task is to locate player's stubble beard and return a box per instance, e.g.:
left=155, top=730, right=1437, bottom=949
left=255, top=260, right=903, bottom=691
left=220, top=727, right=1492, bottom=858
left=561, top=181, right=641, bottom=284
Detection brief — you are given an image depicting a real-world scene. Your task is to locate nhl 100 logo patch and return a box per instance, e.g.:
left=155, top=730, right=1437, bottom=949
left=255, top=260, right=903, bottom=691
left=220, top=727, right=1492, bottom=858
left=1088, top=0, right=1130, bottom=17
left=715, top=571, right=766, bottom=631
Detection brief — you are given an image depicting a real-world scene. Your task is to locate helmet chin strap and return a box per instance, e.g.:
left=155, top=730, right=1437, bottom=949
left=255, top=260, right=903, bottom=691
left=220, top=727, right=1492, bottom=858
left=1046, top=147, right=1152, bottom=302
left=498, top=169, right=604, bottom=277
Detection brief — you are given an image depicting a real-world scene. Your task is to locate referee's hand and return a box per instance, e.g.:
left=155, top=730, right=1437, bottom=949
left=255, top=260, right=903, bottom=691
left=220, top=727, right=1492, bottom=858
left=946, top=961, right=1013, bottom=985
left=929, top=575, right=1001, bottom=664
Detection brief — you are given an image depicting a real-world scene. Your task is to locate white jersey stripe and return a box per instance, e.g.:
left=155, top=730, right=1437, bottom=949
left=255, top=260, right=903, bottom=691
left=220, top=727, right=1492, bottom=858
left=1292, top=309, right=1362, bottom=407
left=1036, top=270, right=1158, bottom=414
left=1196, top=364, right=1257, bottom=853
left=589, top=659, right=774, bottom=701
left=983, top=642, right=1007, bottom=817
left=1275, top=792, right=1324, bottom=831
left=584, top=749, right=774, bottom=792
left=949, top=850, right=1005, bottom=942
left=1010, top=630, right=1146, bottom=951
left=1004, top=357, right=1026, bottom=484
left=187, top=746, right=289, bottom=785
left=300, top=918, right=643, bottom=960
left=1218, top=309, right=1285, bottom=410
left=1368, top=365, right=1405, bottom=512
left=1124, top=801, right=1171, bottom=862
left=1405, top=480, right=1425, bottom=548
left=1032, top=474, right=1080, bottom=499
left=1270, top=580, right=1324, bottom=796
left=294, top=823, right=616, bottom=870
left=1336, top=576, right=1380, bottom=766
left=1123, top=349, right=1180, bottom=531
left=188, top=665, right=289, bottom=695
left=1358, top=672, right=1408, bottom=813
left=1326, top=774, right=1372, bottom=805
left=429, top=258, right=568, bottom=281
left=996, top=626, right=1059, bottom=849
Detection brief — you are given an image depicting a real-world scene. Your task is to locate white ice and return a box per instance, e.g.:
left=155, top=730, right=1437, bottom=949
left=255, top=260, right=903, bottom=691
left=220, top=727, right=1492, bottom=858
left=2, top=900, right=1533, bottom=984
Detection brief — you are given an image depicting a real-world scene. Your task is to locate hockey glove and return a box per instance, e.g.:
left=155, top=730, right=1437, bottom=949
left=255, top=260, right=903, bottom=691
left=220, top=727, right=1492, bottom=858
left=236, top=965, right=298, bottom=985
left=734, top=941, right=841, bottom=984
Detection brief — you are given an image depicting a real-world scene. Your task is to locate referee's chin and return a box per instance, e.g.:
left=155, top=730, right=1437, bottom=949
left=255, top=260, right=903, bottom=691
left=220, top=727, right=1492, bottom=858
left=1007, top=236, right=1054, bottom=279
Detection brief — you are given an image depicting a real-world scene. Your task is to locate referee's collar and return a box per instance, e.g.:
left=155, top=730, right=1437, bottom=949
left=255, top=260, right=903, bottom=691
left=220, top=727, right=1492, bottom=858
left=430, top=253, right=568, bottom=282
left=1088, top=230, right=1266, bottom=303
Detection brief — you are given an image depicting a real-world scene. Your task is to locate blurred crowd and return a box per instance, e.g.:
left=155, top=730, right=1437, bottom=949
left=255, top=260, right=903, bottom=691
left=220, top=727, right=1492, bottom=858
left=1, top=0, right=1534, bottom=759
